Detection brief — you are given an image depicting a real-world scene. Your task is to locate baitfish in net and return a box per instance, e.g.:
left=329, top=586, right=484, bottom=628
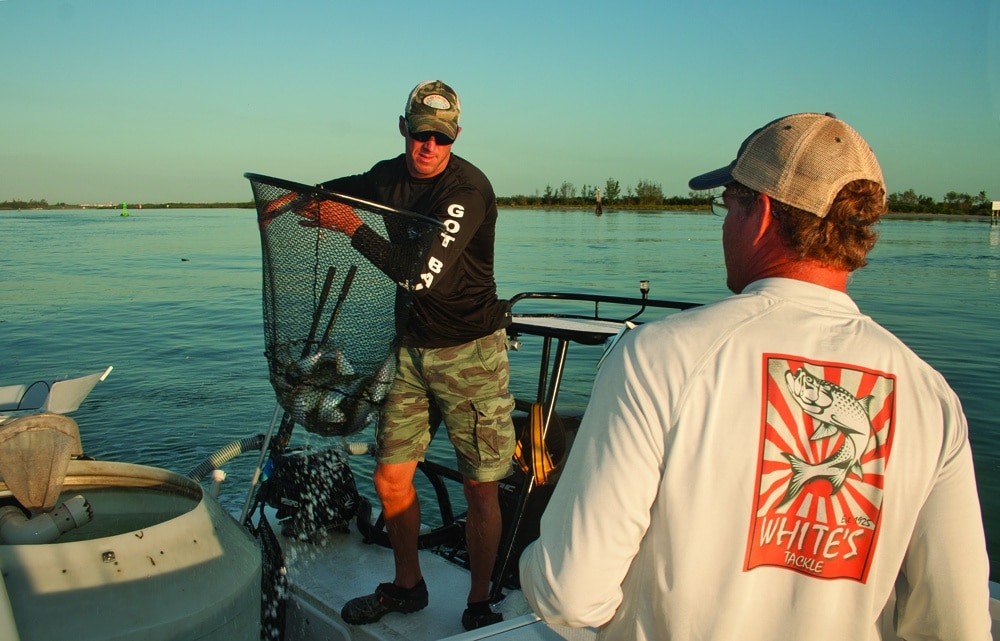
left=245, top=173, right=440, bottom=437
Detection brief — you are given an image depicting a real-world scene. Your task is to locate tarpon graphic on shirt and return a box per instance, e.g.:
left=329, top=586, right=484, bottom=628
left=779, top=365, right=874, bottom=507
left=744, top=355, right=896, bottom=583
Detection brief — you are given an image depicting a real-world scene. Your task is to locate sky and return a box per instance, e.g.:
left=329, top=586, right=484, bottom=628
left=2, top=0, right=999, bottom=205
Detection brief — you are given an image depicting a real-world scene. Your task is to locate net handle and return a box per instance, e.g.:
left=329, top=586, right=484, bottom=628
left=244, top=172, right=445, bottom=229
left=319, top=265, right=358, bottom=345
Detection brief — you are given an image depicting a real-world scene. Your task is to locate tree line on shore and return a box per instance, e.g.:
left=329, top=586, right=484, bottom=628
left=2, top=182, right=995, bottom=215
left=497, top=179, right=997, bottom=215
left=0, top=199, right=253, bottom=211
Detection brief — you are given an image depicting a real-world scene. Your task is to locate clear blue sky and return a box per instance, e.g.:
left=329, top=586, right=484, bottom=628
left=2, top=0, right=999, bottom=205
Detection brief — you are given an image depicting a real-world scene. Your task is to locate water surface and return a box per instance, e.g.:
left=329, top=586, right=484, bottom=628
left=1, top=208, right=997, bottom=576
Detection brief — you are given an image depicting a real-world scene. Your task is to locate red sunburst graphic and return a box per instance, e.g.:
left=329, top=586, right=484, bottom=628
left=744, top=354, right=896, bottom=582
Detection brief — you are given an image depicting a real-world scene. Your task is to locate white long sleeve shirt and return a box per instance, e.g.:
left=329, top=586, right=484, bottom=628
left=519, top=278, right=990, bottom=640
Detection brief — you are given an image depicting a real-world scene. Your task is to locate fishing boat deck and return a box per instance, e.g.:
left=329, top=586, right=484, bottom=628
left=273, top=514, right=596, bottom=641
left=261, top=304, right=642, bottom=641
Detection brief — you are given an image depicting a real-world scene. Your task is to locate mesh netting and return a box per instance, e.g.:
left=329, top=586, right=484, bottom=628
left=245, top=173, right=440, bottom=437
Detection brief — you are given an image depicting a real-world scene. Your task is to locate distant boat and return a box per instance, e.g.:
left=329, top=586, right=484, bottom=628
left=120, top=203, right=129, bottom=217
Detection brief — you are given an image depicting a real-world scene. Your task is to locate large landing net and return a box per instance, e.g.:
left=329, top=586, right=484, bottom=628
left=245, top=173, right=439, bottom=437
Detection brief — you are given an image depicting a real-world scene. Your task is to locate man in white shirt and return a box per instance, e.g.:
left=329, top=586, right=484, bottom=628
left=518, top=113, right=991, bottom=640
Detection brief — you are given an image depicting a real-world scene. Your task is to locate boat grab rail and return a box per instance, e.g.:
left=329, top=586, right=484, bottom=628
left=507, top=290, right=702, bottom=346
left=509, top=290, right=701, bottom=322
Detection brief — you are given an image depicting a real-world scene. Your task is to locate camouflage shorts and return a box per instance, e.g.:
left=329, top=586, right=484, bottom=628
left=377, top=328, right=516, bottom=482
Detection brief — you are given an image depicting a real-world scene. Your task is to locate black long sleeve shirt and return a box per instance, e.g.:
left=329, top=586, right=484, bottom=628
left=320, top=154, right=510, bottom=347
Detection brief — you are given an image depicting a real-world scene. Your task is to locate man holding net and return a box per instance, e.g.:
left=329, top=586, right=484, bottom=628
left=292, top=80, right=514, bottom=632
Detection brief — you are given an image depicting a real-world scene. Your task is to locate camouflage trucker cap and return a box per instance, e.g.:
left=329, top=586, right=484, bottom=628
left=405, top=80, right=461, bottom=140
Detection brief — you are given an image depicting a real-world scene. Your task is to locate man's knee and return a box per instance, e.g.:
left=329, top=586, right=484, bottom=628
left=463, top=478, right=499, bottom=505
left=374, top=461, right=418, bottom=504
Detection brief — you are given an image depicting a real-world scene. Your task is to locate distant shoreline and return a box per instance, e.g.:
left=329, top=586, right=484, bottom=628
left=507, top=209, right=994, bottom=220
left=0, top=204, right=993, bottom=221
left=499, top=207, right=994, bottom=220
left=881, top=211, right=993, bottom=220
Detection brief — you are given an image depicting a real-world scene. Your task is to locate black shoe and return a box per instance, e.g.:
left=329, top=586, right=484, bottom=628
left=461, top=605, right=503, bottom=631
left=341, top=581, right=428, bottom=625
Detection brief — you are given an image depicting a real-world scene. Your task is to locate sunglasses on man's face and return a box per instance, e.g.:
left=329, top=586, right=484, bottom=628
left=408, top=129, right=454, bottom=146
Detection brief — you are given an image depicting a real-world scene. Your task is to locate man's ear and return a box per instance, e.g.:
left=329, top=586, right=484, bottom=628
left=399, top=116, right=408, bottom=138
left=752, top=193, right=775, bottom=244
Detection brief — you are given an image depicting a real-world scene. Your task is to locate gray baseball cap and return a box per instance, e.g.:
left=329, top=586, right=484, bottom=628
left=404, top=80, right=461, bottom=140
left=689, top=113, right=884, bottom=217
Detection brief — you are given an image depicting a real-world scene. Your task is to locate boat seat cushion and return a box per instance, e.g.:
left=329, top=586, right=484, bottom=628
left=0, top=413, right=82, bottom=512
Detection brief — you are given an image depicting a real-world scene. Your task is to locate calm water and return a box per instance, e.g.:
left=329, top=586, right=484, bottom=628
left=1, top=208, right=998, bottom=576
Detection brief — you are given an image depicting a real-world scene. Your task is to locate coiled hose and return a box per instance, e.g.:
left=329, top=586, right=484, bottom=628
left=188, top=434, right=266, bottom=482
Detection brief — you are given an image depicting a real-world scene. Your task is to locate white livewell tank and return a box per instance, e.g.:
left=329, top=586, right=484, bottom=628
left=0, top=460, right=261, bottom=640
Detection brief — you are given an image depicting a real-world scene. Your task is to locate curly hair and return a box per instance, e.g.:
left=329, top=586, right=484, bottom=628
left=734, top=180, right=886, bottom=272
